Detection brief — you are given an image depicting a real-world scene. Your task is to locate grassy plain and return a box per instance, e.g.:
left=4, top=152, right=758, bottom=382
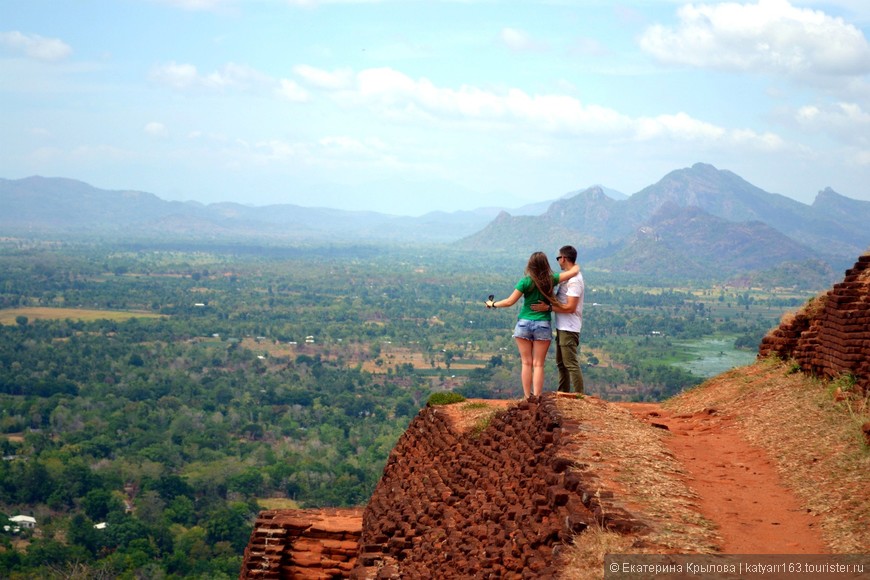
left=257, top=498, right=302, bottom=510
left=0, top=306, right=165, bottom=325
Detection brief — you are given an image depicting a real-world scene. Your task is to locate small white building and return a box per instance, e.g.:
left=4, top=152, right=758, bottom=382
left=9, top=515, right=36, bottom=529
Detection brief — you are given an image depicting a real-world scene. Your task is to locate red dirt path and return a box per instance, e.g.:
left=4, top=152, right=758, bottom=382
left=620, top=402, right=830, bottom=554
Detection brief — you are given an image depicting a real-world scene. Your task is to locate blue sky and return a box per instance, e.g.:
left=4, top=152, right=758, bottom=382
left=2, top=0, right=870, bottom=215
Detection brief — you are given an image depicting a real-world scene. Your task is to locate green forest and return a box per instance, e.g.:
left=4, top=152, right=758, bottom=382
left=0, top=240, right=816, bottom=578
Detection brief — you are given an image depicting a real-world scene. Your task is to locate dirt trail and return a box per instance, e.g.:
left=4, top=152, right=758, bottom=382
left=619, top=402, right=830, bottom=554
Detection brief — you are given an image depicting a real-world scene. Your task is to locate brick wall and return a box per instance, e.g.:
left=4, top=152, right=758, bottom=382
left=349, top=396, right=641, bottom=579
left=241, top=508, right=363, bottom=579
left=759, top=253, right=870, bottom=396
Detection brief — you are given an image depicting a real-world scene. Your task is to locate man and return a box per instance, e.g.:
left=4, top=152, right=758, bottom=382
left=532, top=245, right=585, bottom=394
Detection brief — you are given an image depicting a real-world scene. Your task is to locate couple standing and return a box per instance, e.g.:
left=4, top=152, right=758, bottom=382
left=485, top=246, right=585, bottom=399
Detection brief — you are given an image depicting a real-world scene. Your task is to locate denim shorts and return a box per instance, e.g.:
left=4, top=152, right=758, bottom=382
left=512, top=319, right=552, bottom=341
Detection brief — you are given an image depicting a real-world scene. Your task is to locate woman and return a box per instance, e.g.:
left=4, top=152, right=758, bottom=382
left=486, top=252, right=579, bottom=399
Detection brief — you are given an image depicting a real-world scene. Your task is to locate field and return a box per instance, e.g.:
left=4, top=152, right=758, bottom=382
left=238, top=337, right=494, bottom=374
left=257, top=498, right=302, bottom=510
left=0, top=307, right=165, bottom=325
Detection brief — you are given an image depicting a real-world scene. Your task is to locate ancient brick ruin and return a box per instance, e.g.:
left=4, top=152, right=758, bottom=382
left=354, top=397, right=599, bottom=578
left=759, top=252, right=870, bottom=396
left=241, top=508, right=363, bottom=579
left=240, top=396, right=648, bottom=579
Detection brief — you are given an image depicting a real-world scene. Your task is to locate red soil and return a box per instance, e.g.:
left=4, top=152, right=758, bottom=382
left=620, top=402, right=829, bottom=554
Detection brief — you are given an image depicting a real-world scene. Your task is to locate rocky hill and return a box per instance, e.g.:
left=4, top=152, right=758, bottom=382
left=240, top=254, right=870, bottom=579
left=458, top=163, right=870, bottom=281
left=602, top=203, right=819, bottom=279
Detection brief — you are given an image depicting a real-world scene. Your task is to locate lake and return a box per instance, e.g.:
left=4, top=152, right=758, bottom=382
left=674, top=337, right=758, bottom=378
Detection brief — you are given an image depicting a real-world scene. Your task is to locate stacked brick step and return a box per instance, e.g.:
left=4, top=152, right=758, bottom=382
left=351, top=396, right=608, bottom=579
left=240, top=508, right=363, bottom=579
left=759, top=252, right=870, bottom=397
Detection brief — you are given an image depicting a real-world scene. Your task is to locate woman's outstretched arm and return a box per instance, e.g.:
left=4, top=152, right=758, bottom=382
left=486, top=289, right=523, bottom=309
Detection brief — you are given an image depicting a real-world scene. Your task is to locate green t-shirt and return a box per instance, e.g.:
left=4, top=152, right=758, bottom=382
left=515, top=274, right=559, bottom=321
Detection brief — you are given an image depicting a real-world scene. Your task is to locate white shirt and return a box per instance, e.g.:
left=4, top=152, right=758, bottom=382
left=554, top=270, right=584, bottom=332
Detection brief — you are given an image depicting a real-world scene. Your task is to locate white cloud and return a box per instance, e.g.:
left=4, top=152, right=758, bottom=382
left=211, top=62, right=272, bottom=88
left=500, top=27, right=546, bottom=52
left=837, top=102, right=870, bottom=122
left=796, top=104, right=820, bottom=121
left=144, top=122, right=169, bottom=137
left=296, top=65, right=782, bottom=150
left=0, top=31, right=72, bottom=61
left=794, top=102, right=870, bottom=130
left=353, top=68, right=517, bottom=121
left=150, top=62, right=200, bottom=89
left=252, top=135, right=393, bottom=168
left=293, top=64, right=354, bottom=90
left=792, top=101, right=870, bottom=145
left=276, top=79, right=309, bottom=102
left=728, top=128, right=785, bottom=150
left=639, top=0, right=870, bottom=79
left=152, top=61, right=315, bottom=106
left=254, top=139, right=309, bottom=163
left=150, top=61, right=272, bottom=91
left=635, top=112, right=726, bottom=141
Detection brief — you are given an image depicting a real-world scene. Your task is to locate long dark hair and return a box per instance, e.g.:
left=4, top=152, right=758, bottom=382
left=525, top=251, right=559, bottom=305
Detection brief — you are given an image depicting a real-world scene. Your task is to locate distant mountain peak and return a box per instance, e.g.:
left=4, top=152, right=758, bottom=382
left=690, top=161, right=720, bottom=172
left=814, top=186, right=843, bottom=201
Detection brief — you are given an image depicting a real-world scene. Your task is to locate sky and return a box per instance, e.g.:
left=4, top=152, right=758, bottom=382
left=2, top=0, right=870, bottom=216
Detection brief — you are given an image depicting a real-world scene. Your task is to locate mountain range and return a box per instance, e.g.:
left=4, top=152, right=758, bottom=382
left=458, top=163, right=870, bottom=282
left=2, top=163, right=869, bottom=283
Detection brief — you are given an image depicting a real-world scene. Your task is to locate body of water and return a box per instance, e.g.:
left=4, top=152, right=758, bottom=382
left=674, top=337, right=757, bottom=378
